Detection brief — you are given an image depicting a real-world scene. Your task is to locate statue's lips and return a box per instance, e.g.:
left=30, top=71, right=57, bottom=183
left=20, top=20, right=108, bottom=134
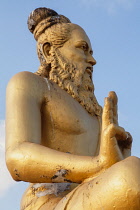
left=85, top=67, right=93, bottom=75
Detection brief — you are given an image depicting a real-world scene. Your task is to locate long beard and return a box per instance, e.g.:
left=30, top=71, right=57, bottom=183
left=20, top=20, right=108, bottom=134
left=49, top=49, right=102, bottom=117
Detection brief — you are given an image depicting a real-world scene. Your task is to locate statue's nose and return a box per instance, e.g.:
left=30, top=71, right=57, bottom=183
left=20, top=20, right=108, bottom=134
left=87, top=55, right=96, bottom=66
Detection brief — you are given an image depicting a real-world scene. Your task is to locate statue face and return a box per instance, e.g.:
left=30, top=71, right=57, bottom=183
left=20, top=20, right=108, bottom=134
left=58, top=25, right=96, bottom=78
left=42, top=24, right=101, bottom=117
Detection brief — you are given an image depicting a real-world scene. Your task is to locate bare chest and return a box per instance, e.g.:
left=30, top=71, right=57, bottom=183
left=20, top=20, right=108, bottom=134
left=41, top=81, right=100, bottom=156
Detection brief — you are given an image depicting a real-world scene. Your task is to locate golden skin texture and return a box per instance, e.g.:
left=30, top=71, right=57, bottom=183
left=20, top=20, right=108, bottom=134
left=6, top=25, right=140, bottom=209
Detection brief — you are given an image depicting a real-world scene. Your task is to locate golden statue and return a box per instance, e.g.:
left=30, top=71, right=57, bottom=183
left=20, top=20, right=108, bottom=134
left=6, top=7, right=140, bottom=209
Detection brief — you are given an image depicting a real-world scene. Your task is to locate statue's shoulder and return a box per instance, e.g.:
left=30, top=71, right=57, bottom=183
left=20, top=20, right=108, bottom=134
left=7, top=71, right=43, bottom=87
left=6, top=71, right=48, bottom=101
left=7, top=71, right=50, bottom=89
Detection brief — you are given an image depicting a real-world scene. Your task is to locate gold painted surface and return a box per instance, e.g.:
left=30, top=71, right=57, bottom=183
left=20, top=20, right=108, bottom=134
left=6, top=7, right=140, bottom=209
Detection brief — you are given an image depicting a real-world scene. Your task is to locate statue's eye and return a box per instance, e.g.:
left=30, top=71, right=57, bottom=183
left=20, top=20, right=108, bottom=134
left=75, top=42, right=88, bottom=52
left=81, top=44, right=87, bottom=51
left=90, top=50, right=93, bottom=55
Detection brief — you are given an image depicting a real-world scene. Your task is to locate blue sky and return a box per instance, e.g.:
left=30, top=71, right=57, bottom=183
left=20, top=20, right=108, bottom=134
left=0, top=0, right=140, bottom=209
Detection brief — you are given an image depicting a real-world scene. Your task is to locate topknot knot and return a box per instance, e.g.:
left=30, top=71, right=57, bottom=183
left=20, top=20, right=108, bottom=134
left=27, top=7, right=58, bottom=33
left=27, top=7, right=71, bottom=40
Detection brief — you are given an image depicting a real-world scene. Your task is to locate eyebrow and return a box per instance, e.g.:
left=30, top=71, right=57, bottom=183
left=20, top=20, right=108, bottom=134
left=75, top=40, right=93, bottom=54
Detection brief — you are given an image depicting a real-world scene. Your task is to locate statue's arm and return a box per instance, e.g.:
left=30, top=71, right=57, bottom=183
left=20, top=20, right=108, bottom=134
left=6, top=73, right=131, bottom=184
left=5, top=72, right=108, bottom=184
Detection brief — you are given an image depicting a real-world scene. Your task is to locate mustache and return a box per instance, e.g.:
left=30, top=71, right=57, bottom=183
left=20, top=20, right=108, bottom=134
left=85, top=66, right=93, bottom=77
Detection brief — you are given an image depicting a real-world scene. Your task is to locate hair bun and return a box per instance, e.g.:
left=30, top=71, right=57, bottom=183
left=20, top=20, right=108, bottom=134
left=27, top=7, right=58, bottom=33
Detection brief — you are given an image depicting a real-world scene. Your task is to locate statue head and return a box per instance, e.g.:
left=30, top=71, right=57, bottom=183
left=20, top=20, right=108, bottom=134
left=27, top=7, right=102, bottom=117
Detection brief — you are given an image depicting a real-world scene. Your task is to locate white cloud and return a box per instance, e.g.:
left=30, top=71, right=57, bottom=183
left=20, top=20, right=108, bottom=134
left=0, top=120, right=16, bottom=197
left=80, top=0, right=135, bottom=14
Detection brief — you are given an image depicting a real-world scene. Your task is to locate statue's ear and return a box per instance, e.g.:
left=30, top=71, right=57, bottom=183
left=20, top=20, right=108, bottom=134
left=42, top=42, right=51, bottom=58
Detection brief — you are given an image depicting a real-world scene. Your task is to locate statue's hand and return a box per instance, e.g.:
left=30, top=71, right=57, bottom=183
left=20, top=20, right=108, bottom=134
left=100, top=91, right=131, bottom=168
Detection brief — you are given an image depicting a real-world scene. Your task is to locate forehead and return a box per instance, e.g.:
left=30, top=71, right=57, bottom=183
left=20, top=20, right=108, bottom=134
left=70, top=25, right=92, bottom=49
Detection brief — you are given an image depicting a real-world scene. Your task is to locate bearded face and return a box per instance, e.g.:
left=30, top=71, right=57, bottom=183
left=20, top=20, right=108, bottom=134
left=36, top=24, right=102, bottom=117
left=48, top=47, right=101, bottom=117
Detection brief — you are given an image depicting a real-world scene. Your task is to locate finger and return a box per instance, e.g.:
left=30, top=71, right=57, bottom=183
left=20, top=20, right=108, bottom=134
left=106, top=124, right=127, bottom=140
left=116, top=131, right=132, bottom=150
left=122, top=148, right=131, bottom=158
left=125, top=132, right=133, bottom=148
left=102, top=97, right=113, bottom=131
left=126, top=132, right=133, bottom=141
left=108, top=91, right=118, bottom=125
